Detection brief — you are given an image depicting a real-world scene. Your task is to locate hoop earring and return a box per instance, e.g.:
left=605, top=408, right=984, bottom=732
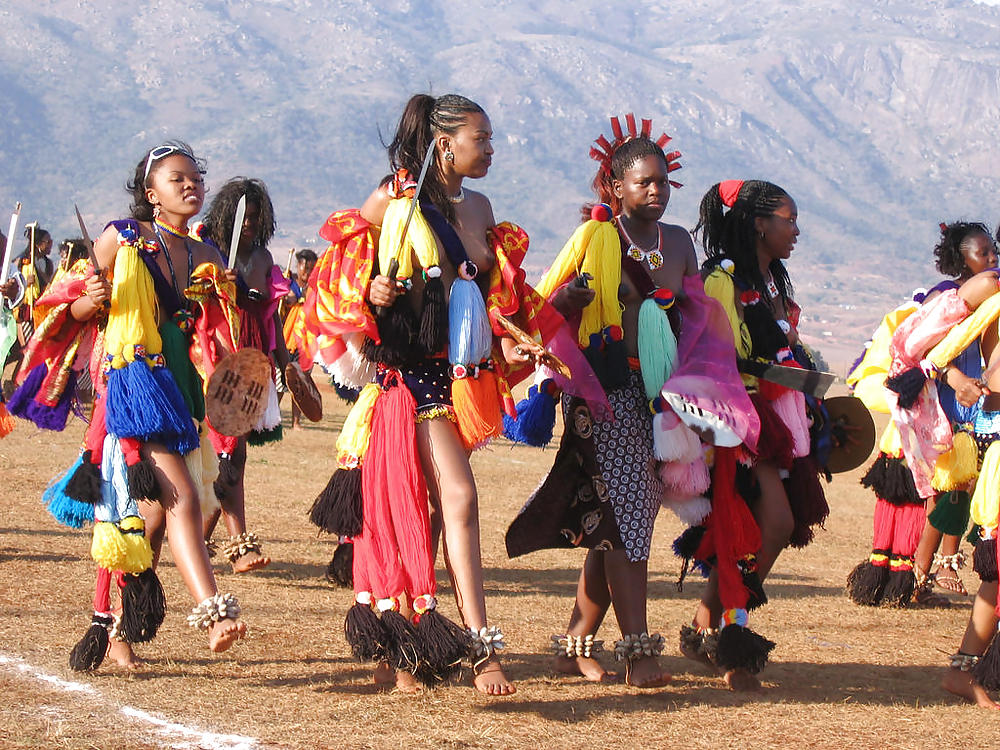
left=759, top=231, right=765, bottom=241
left=444, top=149, right=455, bottom=163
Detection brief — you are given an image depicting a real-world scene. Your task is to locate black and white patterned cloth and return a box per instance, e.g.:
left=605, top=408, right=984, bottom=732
left=591, top=370, right=663, bottom=562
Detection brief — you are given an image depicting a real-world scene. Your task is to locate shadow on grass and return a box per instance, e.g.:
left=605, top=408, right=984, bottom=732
left=480, top=566, right=846, bottom=601
left=476, top=657, right=963, bottom=715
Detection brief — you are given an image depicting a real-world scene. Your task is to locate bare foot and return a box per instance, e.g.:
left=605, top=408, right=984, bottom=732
left=553, top=654, right=619, bottom=683
left=942, top=668, right=1000, bottom=709
left=107, top=639, right=143, bottom=671
left=724, top=668, right=762, bottom=691
left=473, top=657, right=516, bottom=696
left=624, top=656, right=670, bottom=688
left=395, top=670, right=422, bottom=693
left=231, top=549, right=271, bottom=573
left=208, top=617, right=247, bottom=652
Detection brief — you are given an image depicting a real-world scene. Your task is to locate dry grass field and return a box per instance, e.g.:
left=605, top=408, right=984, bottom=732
left=0, top=386, right=993, bottom=749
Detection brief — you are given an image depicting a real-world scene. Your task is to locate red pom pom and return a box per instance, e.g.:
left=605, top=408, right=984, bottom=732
left=740, top=290, right=760, bottom=305
left=653, top=288, right=675, bottom=310
left=591, top=203, right=613, bottom=223
left=606, top=325, right=624, bottom=342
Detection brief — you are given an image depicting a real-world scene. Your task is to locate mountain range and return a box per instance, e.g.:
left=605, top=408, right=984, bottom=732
left=2, top=0, right=1000, bottom=366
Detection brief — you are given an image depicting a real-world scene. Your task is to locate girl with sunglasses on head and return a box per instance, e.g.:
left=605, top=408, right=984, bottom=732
left=31, top=142, right=247, bottom=670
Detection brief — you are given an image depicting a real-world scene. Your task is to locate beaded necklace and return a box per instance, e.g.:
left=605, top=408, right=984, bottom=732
left=153, top=224, right=193, bottom=311
left=616, top=216, right=663, bottom=270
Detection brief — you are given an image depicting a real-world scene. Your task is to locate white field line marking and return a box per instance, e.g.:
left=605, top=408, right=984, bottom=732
left=0, top=652, right=260, bottom=750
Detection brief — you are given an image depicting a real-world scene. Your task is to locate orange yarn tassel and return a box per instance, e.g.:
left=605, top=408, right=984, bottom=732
left=0, top=402, right=14, bottom=438
left=452, top=370, right=503, bottom=451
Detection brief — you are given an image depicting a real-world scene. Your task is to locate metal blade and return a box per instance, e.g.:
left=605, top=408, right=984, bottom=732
left=393, top=140, right=437, bottom=263
left=74, top=203, right=102, bottom=274
left=0, top=202, right=22, bottom=284
left=227, top=194, right=247, bottom=269
left=738, top=358, right=836, bottom=398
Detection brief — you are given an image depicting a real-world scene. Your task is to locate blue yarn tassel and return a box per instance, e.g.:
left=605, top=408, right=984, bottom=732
left=105, top=360, right=198, bottom=454
left=448, top=277, right=492, bottom=366
left=503, top=380, right=558, bottom=447
left=43, top=456, right=96, bottom=528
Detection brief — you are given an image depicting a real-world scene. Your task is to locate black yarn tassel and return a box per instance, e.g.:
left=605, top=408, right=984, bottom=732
left=119, top=569, right=166, bottom=643
left=860, top=454, right=920, bottom=506
left=413, top=610, right=471, bottom=685
left=885, top=366, right=927, bottom=409
left=742, top=569, right=768, bottom=612
left=715, top=624, right=775, bottom=675
left=324, top=543, right=354, bottom=588
left=880, top=567, right=916, bottom=608
left=417, top=274, right=448, bottom=355
left=973, top=635, right=1000, bottom=690
left=69, top=614, right=112, bottom=672
left=380, top=609, right=421, bottom=672
left=308, top=468, right=363, bottom=537
left=65, top=450, right=102, bottom=504
left=344, top=603, right=387, bottom=662
left=126, top=459, right=161, bottom=502
left=846, top=559, right=889, bottom=606
left=362, top=298, right=419, bottom=368
left=974, top=537, right=999, bottom=582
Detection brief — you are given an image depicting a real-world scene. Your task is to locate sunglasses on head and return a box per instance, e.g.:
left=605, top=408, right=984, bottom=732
left=143, top=144, right=194, bottom=182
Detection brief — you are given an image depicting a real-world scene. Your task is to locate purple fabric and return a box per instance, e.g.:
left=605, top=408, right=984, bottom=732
left=661, top=275, right=761, bottom=451
left=24, top=372, right=76, bottom=430
left=7, top=363, right=47, bottom=417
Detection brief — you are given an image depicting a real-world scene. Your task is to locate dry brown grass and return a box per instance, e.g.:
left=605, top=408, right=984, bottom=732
left=0, top=387, right=992, bottom=750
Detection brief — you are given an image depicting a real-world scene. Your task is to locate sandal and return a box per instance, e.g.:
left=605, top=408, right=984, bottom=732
left=933, top=552, right=969, bottom=595
left=912, top=564, right=951, bottom=608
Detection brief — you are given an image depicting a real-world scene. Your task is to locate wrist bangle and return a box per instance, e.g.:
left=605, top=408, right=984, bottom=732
left=940, top=366, right=950, bottom=386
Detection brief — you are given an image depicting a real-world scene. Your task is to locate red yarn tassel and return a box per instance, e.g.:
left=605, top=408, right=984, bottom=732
left=359, top=372, right=435, bottom=599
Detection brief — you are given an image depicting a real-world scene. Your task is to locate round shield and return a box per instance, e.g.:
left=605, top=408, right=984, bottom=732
left=206, top=348, right=272, bottom=437
left=285, top=361, right=323, bottom=422
left=824, top=395, right=877, bottom=474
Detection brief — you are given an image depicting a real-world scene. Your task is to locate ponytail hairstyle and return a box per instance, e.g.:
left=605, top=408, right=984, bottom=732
left=934, top=220, right=993, bottom=278
left=202, top=177, right=276, bottom=253
left=387, top=93, right=486, bottom=224
left=126, top=140, right=205, bottom=222
left=694, top=179, right=793, bottom=304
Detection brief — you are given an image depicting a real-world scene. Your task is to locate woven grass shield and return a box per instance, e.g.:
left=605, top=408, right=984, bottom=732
left=206, top=348, right=272, bottom=437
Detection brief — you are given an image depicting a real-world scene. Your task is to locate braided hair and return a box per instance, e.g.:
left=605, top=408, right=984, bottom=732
left=694, top=180, right=793, bottom=304
left=591, top=137, right=669, bottom=216
left=934, top=221, right=992, bottom=278
left=386, top=94, right=486, bottom=224
left=202, top=177, right=276, bottom=253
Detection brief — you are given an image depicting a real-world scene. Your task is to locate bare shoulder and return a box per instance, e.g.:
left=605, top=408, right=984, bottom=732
left=253, top=246, right=276, bottom=268
left=190, top=238, right=226, bottom=268
left=360, top=184, right=392, bottom=226
left=659, top=222, right=697, bottom=268
left=461, top=188, right=496, bottom=225
left=93, top=223, right=126, bottom=270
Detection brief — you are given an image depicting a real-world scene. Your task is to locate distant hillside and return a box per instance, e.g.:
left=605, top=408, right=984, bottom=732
left=2, top=0, right=1000, bottom=360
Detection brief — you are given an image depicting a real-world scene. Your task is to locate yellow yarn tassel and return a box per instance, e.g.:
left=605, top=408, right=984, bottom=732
left=847, top=303, right=918, bottom=414
left=931, top=431, right=978, bottom=491
left=535, top=220, right=622, bottom=347
left=878, top=421, right=902, bottom=456
left=118, top=516, right=153, bottom=574
left=91, top=521, right=128, bottom=570
left=336, top=382, right=380, bottom=467
left=378, top=198, right=439, bottom=279
left=103, top=238, right=161, bottom=368
left=452, top=370, right=504, bottom=451
left=971, top=441, right=1000, bottom=529
left=184, top=424, right=219, bottom=517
